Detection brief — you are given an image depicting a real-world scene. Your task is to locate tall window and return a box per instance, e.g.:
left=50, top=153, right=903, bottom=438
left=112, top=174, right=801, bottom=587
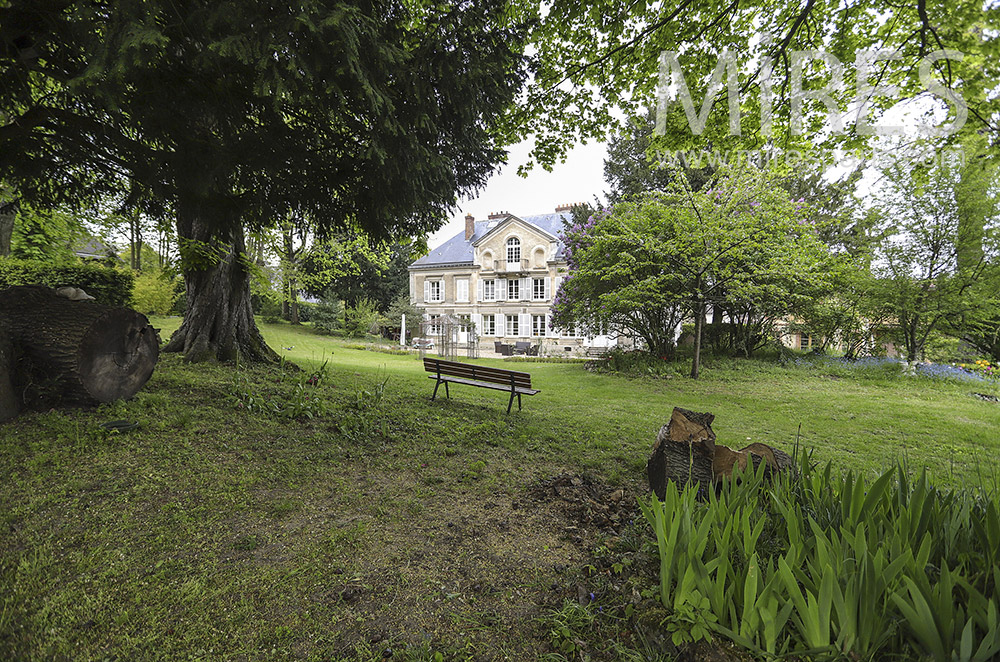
left=531, top=314, right=546, bottom=337
left=428, top=314, right=442, bottom=335
left=532, top=278, right=546, bottom=300
left=482, top=279, right=495, bottom=301
left=482, top=314, right=496, bottom=336
left=456, top=278, right=469, bottom=303
left=506, top=314, right=519, bottom=337
left=427, top=280, right=442, bottom=302
left=508, top=278, right=520, bottom=300
left=506, top=237, right=520, bottom=264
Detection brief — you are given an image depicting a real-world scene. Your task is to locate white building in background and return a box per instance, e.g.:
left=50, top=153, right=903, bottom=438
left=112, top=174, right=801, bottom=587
left=408, top=205, right=617, bottom=355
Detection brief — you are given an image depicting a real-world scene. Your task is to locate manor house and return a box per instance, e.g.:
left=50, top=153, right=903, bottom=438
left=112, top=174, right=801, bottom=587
left=408, top=205, right=616, bottom=355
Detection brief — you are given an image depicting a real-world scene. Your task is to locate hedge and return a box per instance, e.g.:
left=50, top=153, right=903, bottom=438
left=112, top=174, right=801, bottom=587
left=0, top=258, right=134, bottom=308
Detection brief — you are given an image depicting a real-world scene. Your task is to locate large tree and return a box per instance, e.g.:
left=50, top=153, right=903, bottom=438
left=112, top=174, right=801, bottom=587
left=553, top=164, right=834, bottom=377
left=872, top=141, right=999, bottom=362
left=512, top=0, right=1000, bottom=171
left=0, top=0, right=527, bottom=362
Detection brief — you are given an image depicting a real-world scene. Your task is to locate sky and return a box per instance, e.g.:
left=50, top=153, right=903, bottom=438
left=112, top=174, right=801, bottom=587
left=427, top=139, right=608, bottom=249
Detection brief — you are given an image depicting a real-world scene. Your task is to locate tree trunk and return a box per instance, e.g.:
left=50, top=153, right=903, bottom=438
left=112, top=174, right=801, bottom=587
left=0, top=206, right=15, bottom=257
left=163, top=209, right=277, bottom=363
left=647, top=407, right=794, bottom=499
left=0, top=325, right=19, bottom=421
left=646, top=407, right=717, bottom=499
left=691, top=296, right=705, bottom=379
left=0, top=286, right=159, bottom=419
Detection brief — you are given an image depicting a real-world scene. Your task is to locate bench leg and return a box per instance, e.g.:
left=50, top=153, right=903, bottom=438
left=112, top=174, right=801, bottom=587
left=432, top=379, right=442, bottom=401
left=518, top=393, right=522, bottom=411
left=444, top=381, right=450, bottom=399
left=507, top=390, right=516, bottom=414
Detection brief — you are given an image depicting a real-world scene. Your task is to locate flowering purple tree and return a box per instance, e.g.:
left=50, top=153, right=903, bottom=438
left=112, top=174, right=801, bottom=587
left=552, top=163, right=834, bottom=377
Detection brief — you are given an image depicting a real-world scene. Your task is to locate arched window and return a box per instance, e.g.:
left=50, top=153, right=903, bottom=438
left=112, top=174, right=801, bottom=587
left=506, top=237, right=521, bottom=264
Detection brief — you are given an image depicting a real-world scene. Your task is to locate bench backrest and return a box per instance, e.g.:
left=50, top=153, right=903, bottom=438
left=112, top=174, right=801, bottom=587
left=424, top=358, right=532, bottom=389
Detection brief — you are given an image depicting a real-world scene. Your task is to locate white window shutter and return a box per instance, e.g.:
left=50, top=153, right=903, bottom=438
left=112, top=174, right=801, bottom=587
left=547, top=314, right=558, bottom=337
left=520, top=277, right=529, bottom=300
left=498, top=315, right=505, bottom=337
left=471, top=313, right=481, bottom=336
left=544, top=277, right=551, bottom=300
left=423, top=280, right=430, bottom=302
left=477, top=279, right=484, bottom=302
left=520, top=313, right=530, bottom=337
left=498, top=278, right=507, bottom=301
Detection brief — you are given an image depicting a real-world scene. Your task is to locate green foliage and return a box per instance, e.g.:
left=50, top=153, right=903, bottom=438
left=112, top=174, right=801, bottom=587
left=589, top=348, right=684, bottom=378
left=131, top=269, right=179, bottom=315
left=229, top=357, right=326, bottom=421
left=554, top=163, right=835, bottom=374
left=871, top=145, right=1000, bottom=361
left=517, top=0, right=1000, bottom=170
left=344, top=297, right=380, bottom=338
left=382, top=295, right=421, bottom=340
left=641, top=458, right=1000, bottom=660
left=311, top=294, right=345, bottom=336
left=9, top=206, right=82, bottom=263
left=0, top=257, right=134, bottom=307
left=1, top=0, right=530, bottom=361
left=541, top=600, right=595, bottom=657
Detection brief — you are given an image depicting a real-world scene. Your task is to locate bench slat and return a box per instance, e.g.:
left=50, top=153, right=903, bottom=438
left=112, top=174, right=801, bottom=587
left=423, top=358, right=532, bottom=387
left=428, top=375, right=539, bottom=395
left=423, top=358, right=539, bottom=413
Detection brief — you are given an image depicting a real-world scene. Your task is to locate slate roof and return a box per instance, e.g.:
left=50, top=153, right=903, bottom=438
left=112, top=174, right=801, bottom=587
left=410, top=212, right=571, bottom=268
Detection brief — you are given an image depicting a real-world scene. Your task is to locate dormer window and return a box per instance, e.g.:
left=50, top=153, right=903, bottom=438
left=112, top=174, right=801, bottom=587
left=506, top=237, right=521, bottom=264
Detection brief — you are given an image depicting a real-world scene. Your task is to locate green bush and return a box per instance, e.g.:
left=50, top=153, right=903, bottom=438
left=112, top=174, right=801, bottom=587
left=131, top=270, right=179, bottom=315
left=591, top=347, right=684, bottom=377
left=344, top=297, right=379, bottom=338
left=296, top=301, right=317, bottom=323
left=0, top=258, right=134, bottom=307
left=311, top=297, right=344, bottom=335
left=641, top=456, right=1000, bottom=661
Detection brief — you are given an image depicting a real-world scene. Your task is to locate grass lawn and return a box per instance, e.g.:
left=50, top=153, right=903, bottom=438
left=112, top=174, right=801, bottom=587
left=2, top=318, right=998, bottom=660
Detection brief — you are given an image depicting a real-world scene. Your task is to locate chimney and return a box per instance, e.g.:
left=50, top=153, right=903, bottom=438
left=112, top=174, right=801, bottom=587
left=488, top=211, right=508, bottom=220
left=555, top=203, right=578, bottom=213
left=465, top=213, right=475, bottom=240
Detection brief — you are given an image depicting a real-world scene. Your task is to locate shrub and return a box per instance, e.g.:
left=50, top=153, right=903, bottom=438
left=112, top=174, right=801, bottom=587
left=311, top=296, right=344, bottom=335
left=590, top=347, right=683, bottom=378
left=641, top=457, right=1000, bottom=661
left=0, top=257, right=134, bottom=307
left=131, top=270, right=179, bottom=315
left=344, top=297, right=380, bottom=338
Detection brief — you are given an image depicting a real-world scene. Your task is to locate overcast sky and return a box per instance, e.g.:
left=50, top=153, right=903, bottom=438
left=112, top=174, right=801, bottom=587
left=427, top=139, right=608, bottom=249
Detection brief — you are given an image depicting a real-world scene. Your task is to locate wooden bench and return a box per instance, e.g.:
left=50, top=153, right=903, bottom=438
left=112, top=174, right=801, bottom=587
left=423, top=358, right=539, bottom=413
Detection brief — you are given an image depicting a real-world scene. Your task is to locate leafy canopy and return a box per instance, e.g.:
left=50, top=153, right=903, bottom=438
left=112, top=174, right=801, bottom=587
left=552, top=163, right=836, bottom=368
left=0, top=0, right=529, bottom=241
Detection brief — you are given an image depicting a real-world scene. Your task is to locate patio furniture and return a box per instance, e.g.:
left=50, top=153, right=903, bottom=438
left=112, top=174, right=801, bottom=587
left=423, top=357, right=539, bottom=413
left=514, top=341, right=531, bottom=355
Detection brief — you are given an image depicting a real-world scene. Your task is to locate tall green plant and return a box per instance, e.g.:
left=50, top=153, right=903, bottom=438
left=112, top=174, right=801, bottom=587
left=642, top=456, right=1000, bottom=660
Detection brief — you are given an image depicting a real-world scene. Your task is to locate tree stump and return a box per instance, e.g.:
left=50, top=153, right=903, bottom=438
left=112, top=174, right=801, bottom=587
left=0, top=286, right=159, bottom=420
left=647, top=408, right=718, bottom=499
left=647, top=407, right=793, bottom=498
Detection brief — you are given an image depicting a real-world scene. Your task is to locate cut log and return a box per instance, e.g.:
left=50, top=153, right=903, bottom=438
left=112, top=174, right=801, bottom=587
left=647, top=407, right=794, bottom=498
left=0, top=286, right=159, bottom=418
left=646, top=407, right=718, bottom=499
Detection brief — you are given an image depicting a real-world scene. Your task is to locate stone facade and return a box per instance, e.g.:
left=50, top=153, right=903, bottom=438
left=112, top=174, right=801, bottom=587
left=408, top=208, right=615, bottom=355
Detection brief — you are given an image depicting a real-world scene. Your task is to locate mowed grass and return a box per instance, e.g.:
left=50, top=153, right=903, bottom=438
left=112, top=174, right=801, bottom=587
left=153, top=315, right=1000, bottom=482
left=1, top=317, right=998, bottom=661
